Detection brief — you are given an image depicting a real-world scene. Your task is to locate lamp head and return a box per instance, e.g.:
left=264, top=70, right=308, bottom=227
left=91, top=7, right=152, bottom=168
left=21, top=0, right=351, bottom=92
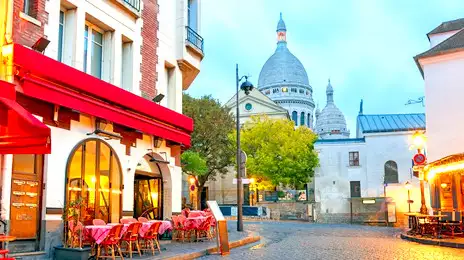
left=404, top=181, right=412, bottom=190
left=240, top=78, right=254, bottom=95
left=412, top=131, right=426, bottom=149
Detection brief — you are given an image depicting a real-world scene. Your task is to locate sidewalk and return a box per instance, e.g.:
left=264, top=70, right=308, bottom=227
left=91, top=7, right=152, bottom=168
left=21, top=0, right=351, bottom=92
left=134, top=228, right=260, bottom=259
left=401, top=233, right=464, bottom=249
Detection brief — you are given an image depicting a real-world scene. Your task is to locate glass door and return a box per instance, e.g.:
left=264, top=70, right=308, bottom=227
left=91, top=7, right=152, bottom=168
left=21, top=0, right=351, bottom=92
left=134, top=175, right=162, bottom=220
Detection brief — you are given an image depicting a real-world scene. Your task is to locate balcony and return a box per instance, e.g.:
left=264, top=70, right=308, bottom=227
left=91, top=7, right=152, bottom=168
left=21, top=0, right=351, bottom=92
left=123, top=0, right=140, bottom=11
left=186, top=26, right=204, bottom=53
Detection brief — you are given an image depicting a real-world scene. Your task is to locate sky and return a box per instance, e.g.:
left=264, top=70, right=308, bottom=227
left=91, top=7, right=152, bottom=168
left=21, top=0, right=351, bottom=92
left=187, top=0, right=464, bottom=136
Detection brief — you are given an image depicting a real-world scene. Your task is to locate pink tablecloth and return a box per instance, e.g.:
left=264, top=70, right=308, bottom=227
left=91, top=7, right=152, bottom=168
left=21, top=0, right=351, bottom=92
left=188, top=211, right=206, bottom=218
left=147, top=220, right=173, bottom=235
left=184, top=217, right=207, bottom=229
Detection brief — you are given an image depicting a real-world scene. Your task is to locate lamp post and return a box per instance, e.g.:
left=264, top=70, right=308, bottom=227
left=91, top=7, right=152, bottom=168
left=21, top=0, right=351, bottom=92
left=411, top=131, right=427, bottom=214
left=405, top=181, right=412, bottom=213
left=236, top=64, right=254, bottom=232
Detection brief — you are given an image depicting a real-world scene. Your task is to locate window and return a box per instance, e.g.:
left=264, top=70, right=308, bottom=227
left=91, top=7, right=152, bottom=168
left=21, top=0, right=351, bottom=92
left=187, top=0, right=198, bottom=31
left=273, top=88, right=280, bottom=94
left=66, top=139, right=122, bottom=225
left=307, top=114, right=311, bottom=127
left=291, top=88, right=297, bottom=93
left=350, top=181, right=361, bottom=198
left=245, top=103, right=253, bottom=111
left=58, top=10, right=65, bottom=62
left=121, top=37, right=133, bottom=91
left=299, top=89, right=304, bottom=94
left=349, top=152, right=359, bottom=166
left=292, top=111, right=298, bottom=126
left=23, top=0, right=35, bottom=17
left=282, top=87, right=288, bottom=92
left=300, top=112, right=305, bottom=126
left=331, top=129, right=341, bottom=134
left=384, top=160, right=399, bottom=184
left=84, top=24, right=103, bottom=79
left=265, top=90, right=270, bottom=95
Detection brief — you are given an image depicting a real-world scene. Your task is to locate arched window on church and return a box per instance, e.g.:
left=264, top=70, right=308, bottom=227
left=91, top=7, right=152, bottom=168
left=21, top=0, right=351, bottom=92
left=300, top=112, right=305, bottom=126
left=292, top=111, right=298, bottom=126
left=307, top=114, right=311, bottom=127
left=384, top=160, right=399, bottom=184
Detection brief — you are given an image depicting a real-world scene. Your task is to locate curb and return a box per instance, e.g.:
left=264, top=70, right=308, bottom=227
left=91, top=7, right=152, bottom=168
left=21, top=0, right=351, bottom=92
left=163, top=236, right=261, bottom=260
left=400, top=233, right=464, bottom=249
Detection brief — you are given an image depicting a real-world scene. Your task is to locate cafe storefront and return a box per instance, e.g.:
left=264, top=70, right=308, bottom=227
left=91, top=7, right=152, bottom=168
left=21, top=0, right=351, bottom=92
left=424, top=153, right=464, bottom=221
left=0, top=43, right=192, bottom=256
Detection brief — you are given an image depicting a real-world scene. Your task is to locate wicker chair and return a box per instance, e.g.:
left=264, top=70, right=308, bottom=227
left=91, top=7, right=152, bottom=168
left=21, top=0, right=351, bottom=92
left=96, top=224, right=124, bottom=260
left=121, top=222, right=142, bottom=259
left=93, top=219, right=106, bottom=226
left=139, top=222, right=162, bottom=255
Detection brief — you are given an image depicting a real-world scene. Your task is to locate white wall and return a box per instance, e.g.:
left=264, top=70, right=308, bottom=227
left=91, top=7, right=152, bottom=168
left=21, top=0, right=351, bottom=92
left=421, top=52, right=464, bottom=162
left=429, top=30, right=461, bottom=48
left=44, top=0, right=142, bottom=96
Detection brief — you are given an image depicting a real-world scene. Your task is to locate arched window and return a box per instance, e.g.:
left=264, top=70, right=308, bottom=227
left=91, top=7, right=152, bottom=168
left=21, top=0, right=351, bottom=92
left=66, top=139, right=122, bottom=225
left=384, top=160, right=398, bottom=184
left=300, top=112, right=305, bottom=126
left=307, top=114, right=311, bottom=127
left=292, top=111, right=298, bottom=126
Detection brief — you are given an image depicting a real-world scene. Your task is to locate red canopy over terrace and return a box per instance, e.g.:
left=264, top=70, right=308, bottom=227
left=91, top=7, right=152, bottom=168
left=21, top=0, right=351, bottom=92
left=0, top=80, right=51, bottom=154
left=11, top=43, right=193, bottom=148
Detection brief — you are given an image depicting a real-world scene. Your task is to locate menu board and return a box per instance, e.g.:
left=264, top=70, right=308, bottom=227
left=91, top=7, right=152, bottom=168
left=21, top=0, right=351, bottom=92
left=207, top=200, right=225, bottom=221
left=10, top=178, right=40, bottom=239
left=207, top=201, right=229, bottom=255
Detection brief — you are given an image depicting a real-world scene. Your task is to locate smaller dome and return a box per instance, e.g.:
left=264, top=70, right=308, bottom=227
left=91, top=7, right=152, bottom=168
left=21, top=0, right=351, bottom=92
left=315, top=80, right=350, bottom=139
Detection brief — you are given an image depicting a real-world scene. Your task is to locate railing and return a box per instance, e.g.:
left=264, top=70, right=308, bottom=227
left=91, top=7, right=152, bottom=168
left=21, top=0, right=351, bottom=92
left=186, top=26, right=204, bottom=53
left=123, top=0, right=140, bottom=11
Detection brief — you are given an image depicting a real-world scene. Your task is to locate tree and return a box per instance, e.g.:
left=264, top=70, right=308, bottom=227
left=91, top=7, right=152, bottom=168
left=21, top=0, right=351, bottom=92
left=238, top=115, right=319, bottom=188
left=182, top=94, right=235, bottom=207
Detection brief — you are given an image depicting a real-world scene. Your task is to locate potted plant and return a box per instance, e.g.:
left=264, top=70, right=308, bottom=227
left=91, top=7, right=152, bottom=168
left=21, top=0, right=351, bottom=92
left=54, top=197, right=91, bottom=260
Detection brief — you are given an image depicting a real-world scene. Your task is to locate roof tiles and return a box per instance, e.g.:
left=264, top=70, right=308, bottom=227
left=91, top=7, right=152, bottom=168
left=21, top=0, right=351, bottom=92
left=358, top=113, right=425, bottom=133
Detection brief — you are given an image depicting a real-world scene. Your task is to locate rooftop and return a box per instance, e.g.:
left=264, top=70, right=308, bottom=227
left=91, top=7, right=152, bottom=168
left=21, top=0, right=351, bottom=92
left=358, top=113, right=425, bottom=134
left=316, top=138, right=365, bottom=144
left=427, top=18, right=464, bottom=36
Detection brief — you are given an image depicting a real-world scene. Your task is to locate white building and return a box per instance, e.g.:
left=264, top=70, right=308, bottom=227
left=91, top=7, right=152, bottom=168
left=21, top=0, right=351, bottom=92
left=415, top=18, right=464, bottom=220
left=0, top=0, right=203, bottom=256
left=314, top=105, right=428, bottom=224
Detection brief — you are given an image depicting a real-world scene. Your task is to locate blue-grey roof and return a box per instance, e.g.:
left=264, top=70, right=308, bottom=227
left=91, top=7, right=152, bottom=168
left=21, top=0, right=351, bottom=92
left=277, top=13, right=286, bottom=32
left=316, top=138, right=365, bottom=144
left=358, top=113, right=425, bottom=133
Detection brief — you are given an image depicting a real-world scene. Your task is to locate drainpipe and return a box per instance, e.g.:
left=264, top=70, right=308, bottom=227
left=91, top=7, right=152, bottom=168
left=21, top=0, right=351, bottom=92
left=4, top=0, right=13, bottom=44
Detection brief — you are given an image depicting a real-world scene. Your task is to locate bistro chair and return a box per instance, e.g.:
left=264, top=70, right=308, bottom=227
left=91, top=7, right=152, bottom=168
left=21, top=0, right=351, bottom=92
left=121, top=222, right=142, bottom=259
left=138, top=217, right=149, bottom=223
left=139, top=222, right=162, bottom=255
left=128, top=218, right=137, bottom=223
left=196, top=216, right=213, bottom=241
left=93, top=219, right=106, bottom=226
left=96, top=224, right=124, bottom=260
left=120, top=218, right=130, bottom=224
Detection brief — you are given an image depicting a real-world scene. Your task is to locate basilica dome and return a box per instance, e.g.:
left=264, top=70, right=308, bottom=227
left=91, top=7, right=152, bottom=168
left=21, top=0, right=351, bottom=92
left=315, top=80, right=350, bottom=139
left=257, top=13, right=315, bottom=128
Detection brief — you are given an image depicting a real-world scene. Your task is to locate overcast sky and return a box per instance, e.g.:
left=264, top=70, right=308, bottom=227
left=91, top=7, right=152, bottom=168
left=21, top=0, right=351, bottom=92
left=187, top=0, right=464, bottom=136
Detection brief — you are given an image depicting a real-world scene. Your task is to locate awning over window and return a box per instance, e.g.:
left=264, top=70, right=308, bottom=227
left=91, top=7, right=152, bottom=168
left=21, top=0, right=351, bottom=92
left=12, top=44, right=193, bottom=147
left=0, top=81, right=51, bottom=154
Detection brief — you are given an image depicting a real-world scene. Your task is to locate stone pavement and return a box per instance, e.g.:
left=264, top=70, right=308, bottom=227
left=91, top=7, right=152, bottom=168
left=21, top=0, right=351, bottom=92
left=200, top=221, right=464, bottom=260
left=133, top=224, right=257, bottom=259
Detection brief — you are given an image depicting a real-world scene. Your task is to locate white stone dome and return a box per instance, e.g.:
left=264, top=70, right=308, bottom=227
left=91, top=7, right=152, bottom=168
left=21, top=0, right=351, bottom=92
left=315, top=80, right=350, bottom=139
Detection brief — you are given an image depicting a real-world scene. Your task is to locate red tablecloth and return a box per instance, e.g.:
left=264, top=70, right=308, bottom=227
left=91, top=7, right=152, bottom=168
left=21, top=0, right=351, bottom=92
left=139, top=221, right=172, bottom=237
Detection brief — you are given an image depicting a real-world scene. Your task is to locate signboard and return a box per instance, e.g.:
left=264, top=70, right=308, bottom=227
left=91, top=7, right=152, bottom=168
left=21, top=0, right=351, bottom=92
left=207, top=201, right=229, bottom=256
left=233, top=178, right=250, bottom=184
left=413, top=153, right=426, bottom=165
left=387, top=203, right=397, bottom=223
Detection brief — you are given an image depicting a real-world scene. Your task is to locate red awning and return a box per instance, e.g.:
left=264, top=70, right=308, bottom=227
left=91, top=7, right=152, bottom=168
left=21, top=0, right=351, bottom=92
left=12, top=44, right=193, bottom=147
left=0, top=81, right=51, bottom=154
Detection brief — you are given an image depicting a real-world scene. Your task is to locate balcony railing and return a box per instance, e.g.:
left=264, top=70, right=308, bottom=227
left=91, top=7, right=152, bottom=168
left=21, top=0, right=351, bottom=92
left=123, top=0, right=140, bottom=12
left=186, top=26, right=204, bottom=53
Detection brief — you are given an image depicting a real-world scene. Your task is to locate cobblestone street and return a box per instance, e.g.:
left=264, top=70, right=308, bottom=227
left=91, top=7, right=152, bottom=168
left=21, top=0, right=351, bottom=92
left=201, top=221, right=464, bottom=260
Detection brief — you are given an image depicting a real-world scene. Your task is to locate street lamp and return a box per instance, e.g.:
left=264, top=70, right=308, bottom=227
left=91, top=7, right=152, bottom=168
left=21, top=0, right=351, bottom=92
left=411, top=131, right=428, bottom=214
left=405, top=181, right=412, bottom=213
left=236, top=64, right=254, bottom=232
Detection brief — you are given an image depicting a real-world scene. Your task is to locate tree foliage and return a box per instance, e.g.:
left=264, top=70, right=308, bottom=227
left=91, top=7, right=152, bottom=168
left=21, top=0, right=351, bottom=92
left=182, top=94, right=235, bottom=190
left=237, top=115, right=319, bottom=188
left=181, top=151, right=208, bottom=176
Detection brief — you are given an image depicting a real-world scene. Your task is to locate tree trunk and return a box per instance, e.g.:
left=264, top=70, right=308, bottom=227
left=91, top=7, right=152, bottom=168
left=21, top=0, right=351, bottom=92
left=196, top=184, right=204, bottom=210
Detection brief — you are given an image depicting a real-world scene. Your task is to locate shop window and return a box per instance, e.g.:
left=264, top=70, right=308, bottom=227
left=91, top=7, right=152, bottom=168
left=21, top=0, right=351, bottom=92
left=58, top=10, right=65, bottom=62
left=384, top=160, right=398, bottom=183
left=349, top=151, right=359, bottom=166
left=66, top=139, right=122, bottom=225
left=84, top=23, right=104, bottom=79
left=292, top=111, right=298, bottom=126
